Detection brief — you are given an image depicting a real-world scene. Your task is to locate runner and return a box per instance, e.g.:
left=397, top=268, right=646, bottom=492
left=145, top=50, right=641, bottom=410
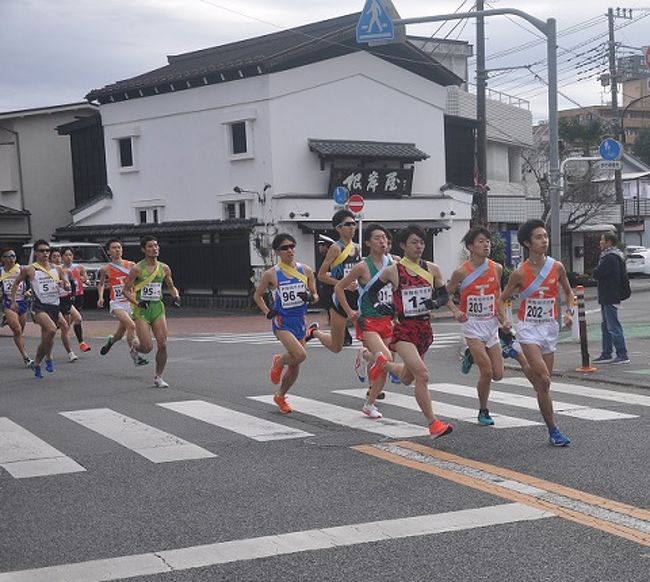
left=498, top=218, right=574, bottom=446
left=122, top=235, right=180, bottom=388
left=96, top=239, right=147, bottom=366
left=364, top=225, right=453, bottom=438
left=1, top=247, right=32, bottom=365
left=447, top=226, right=506, bottom=426
left=253, top=234, right=318, bottom=413
left=334, top=223, right=394, bottom=419
left=49, top=248, right=80, bottom=362
left=310, top=209, right=362, bottom=352
left=61, top=247, right=91, bottom=352
left=10, top=240, right=70, bottom=378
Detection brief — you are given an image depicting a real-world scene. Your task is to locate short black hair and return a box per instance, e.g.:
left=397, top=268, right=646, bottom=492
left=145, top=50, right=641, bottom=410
left=60, top=246, right=73, bottom=256
left=602, top=232, right=618, bottom=245
left=33, top=239, right=49, bottom=251
left=398, top=224, right=426, bottom=246
left=106, top=238, right=122, bottom=250
left=362, top=223, right=387, bottom=245
left=332, top=209, right=355, bottom=228
left=462, top=226, right=491, bottom=248
left=49, top=248, right=61, bottom=257
left=272, top=233, right=296, bottom=250
left=140, top=235, right=158, bottom=249
left=517, top=219, right=546, bottom=247
left=0, top=247, right=14, bottom=257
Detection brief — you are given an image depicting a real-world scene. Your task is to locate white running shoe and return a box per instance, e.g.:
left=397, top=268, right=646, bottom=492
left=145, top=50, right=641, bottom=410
left=354, top=348, right=367, bottom=382
left=68, top=352, right=78, bottom=362
left=129, top=345, right=139, bottom=366
left=153, top=375, right=169, bottom=388
left=362, top=401, right=382, bottom=419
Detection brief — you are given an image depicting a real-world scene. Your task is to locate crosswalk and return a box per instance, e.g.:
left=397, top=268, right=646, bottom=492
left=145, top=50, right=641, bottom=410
left=0, top=379, right=644, bottom=480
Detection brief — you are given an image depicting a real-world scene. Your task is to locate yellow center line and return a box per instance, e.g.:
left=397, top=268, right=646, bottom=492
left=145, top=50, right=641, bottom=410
left=352, top=442, right=650, bottom=547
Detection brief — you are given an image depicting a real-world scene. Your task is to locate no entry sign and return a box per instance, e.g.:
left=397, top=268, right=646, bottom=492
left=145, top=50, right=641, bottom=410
left=348, top=194, right=365, bottom=213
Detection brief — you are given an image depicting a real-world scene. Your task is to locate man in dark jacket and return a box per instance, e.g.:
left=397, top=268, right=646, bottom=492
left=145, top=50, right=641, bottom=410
left=592, top=232, right=629, bottom=364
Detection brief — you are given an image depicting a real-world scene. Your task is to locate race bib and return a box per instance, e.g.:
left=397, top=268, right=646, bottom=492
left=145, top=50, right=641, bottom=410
left=279, top=282, right=305, bottom=308
left=113, top=284, right=124, bottom=300
left=343, top=263, right=354, bottom=277
left=377, top=283, right=393, bottom=305
left=524, top=298, right=555, bottom=323
left=2, top=279, right=14, bottom=295
left=467, top=294, right=495, bottom=319
left=402, top=286, right=432, bottom=317
left=140, top=282, right=162, bottom=301
left=38, top=278, right=60, bottom=302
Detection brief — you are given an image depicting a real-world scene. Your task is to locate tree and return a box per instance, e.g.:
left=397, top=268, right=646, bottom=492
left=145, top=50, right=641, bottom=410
left=558, top=117, right=607, bottom=157
left=632, top=127, right=650, bottom=165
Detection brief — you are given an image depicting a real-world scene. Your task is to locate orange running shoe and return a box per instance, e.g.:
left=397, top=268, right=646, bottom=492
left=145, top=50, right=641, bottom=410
left=269, top=354, right=284, bottom=385
left=368, top=352, right=388, bottom=382
left=429, top=419, right=453, bottom=439
left=79, top=341, right=91, bottom=352
left=273, top=393, right=292, bottom=413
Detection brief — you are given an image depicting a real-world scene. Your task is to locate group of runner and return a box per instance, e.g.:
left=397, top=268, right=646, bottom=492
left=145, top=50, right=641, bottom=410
left=255, top=211, right=574, bottom=446
left=1, top=236, right=180, bottom=387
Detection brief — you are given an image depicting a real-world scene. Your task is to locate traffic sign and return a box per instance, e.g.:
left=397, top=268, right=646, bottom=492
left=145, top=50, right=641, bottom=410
left=348, top=194, right=365, bottom=213
left=596, top=160, right=622, bottom=171
left=356, top=0, right=394, bottom=43
left=599, top=138, right=622, bottom=161
left=644, top=46, right=650, bottom=69
left=332, top=186, right=349, bottom=205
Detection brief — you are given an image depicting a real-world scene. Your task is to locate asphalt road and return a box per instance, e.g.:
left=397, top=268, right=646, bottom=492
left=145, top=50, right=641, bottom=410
left=1, top=290, right=649, bottom=581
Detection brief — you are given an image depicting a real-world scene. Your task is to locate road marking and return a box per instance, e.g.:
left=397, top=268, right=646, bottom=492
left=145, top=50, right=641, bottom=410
left=59, top=409, right=215, bottom=463
left=0, top=503, right=550, bottom=581
left=430, top=383, right=638, bottom=421
left=354, top=442, right=650, bottom=547
left=334, top=389, right=542, bottom=428
left=502, top=377, right=650, bottom=407
left=0, top=418, right=86, bottom=479
left=248, top=395, right=426, bottom=437
left=158, top=400, right=313, bottom=441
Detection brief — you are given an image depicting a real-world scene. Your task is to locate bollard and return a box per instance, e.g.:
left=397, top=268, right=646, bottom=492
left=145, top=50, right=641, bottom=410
left=571, top=293, right=580, bottom=342
left=574, top=285, right=597, bottom=372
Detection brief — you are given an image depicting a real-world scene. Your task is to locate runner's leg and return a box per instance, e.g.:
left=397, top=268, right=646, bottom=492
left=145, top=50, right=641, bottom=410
left=311, top=308, right=347, bottom=353
left=4, top=308, right=29, bottom=359
left=33, top=312, right=57, bottom=366
left=150, top=316, right=168, bottom=377
left=394, top=341, right=434, bottom=424
left=273, top=330, right=307, bottom=397
left=520, top=343, right=556, bottom=428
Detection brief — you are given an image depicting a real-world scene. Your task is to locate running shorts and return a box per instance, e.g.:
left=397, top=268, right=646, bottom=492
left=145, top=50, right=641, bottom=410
left=31, top=302, right=60, bottom=325
left=3, top=298, right=29, bottom=316
left=390, top=318, right=433, bottom=356
left=331, top=289, right=359, bottom=318
left=355, top=315, right=393, bottom=342
left=59, top=296, right=74, bottom=316
left=272, top=313, right=307, bottom=341
left=133, top=301, right=165, bottom=324
left=462, top=317, right=500, bottom=349
left=110, top=300, right=133, bottom=317
left=516, top=320, right=559, bottom=355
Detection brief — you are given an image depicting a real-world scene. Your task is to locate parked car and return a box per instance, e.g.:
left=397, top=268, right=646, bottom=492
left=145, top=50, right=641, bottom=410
left=625, top=245, right=647, bottom=256
left=626, top=249, right=650, bottom=277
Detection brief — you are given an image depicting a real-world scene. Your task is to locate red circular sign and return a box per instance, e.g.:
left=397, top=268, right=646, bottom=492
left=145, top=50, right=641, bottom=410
left=645, top=46, right=650, bottom=69
left=348, top=194, right=365, bottom=213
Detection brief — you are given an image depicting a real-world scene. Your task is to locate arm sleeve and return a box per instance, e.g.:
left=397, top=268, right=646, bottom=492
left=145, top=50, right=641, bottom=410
left=366, top=277, right=388, bottom=305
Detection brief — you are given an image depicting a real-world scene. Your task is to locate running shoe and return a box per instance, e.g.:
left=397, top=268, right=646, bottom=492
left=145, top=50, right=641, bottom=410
left=478, top=409, right=495, bottom=426
left=354, top=348, right=367, bottom=382
left=79, top=341, right=91, bottom=352
left=610, top=355, right=630, bottom=364
left=368, top=353, right=388, bottom=381
left=68, top=351, right=78, bottom=362
left=304, top=322, right=319, bottom=343
left=100, top=336, right=114, bottom=355
left=273, top=393, right=292, bottom=413
left=389, top=372, right=401, bottom=384
left=153, top=375, right=170, bottom=388
left=23, top=356, right=34, bottom=368
left=429, top=419, right=453, bottom=439
left=460, top=347, right=473, bottom=374
left=45, top=359, right=55, bottom=373
left=33, top=365, right=43, bottom=379
left=269, top=354, right=284, bottom=385
left=367, top=388, right=386, bottom=400
left=362, top=401, right=382, bottom=419
left=136, top=355, right=149, bottom=366
left=592, top=354, right=614, bottom=364
left=548, top=427, right=570, bottom=447
left=129, top=345, right=140, bottom=366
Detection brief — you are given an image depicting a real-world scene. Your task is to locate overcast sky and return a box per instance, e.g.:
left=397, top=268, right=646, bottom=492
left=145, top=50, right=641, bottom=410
left=1, top=0, right=648, bottom=120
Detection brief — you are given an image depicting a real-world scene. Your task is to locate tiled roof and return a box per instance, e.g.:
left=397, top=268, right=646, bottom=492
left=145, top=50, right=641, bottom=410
left=86, top=13, right=461, bottom=103
left=308, top=139, right=429, bottom=161
left=0, top=205, right=30, bottom=217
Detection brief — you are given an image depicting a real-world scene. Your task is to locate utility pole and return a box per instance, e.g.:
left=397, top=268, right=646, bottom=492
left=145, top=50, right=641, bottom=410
left=475, top=0, right=488, bottom=226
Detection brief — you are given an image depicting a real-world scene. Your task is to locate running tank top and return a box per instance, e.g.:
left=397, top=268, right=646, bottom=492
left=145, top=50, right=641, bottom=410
left=358, top=256, right=393, bottom=320
left=459, top=259, right=499, bottom=319
left=1, top=265, right=25, bottom=301
left=393, top=261, right=432, bottom=320
left=32, top=264, right=61, bottom=306
left=70, top=264, right=85, bottom=296
left=57, top=266, right=73, bottom=299
left=135, top=261, right=166, bottom=303
left=272, top=263, right=309, bottom=318
left=329, top=240, right=361, bottom=280
left=107, top=260, right=134, bottom=302
left=517, top=260, right=559, bottom=323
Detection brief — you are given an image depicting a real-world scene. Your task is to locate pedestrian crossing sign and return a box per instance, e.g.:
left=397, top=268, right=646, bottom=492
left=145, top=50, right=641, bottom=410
left=356, top=0, right=395, bottom=43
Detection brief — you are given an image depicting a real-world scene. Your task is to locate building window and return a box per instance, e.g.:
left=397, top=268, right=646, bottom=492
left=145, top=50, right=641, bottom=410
left=118, top=138, right=133, bottom=167
left=137, top=207, right=162, bottom=224
left=230, top=122, right=247, bottom=154
left=224, top=201, right=247, bottom=220
left=225, top=119, right=254, bottom=160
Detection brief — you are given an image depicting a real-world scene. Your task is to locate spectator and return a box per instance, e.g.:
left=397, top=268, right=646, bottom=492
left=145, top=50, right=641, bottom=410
left=592, top=232, right=629, bottom=364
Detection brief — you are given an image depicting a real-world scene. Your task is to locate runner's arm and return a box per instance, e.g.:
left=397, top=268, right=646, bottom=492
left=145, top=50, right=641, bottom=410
left=96, top=267, right=107, bottom=308
left=301, top=265, right=319, bottom=305
left=57, top=266, right=71, bottom=292
left=334, top=262, right=365, bottom=319
left=556, top=263, right=575, bottom=326
left=121, top=265, right=141, bottom=307
left=445, top=267, right=467, bottom=321
left=317, top=245, right=341, bottom=286
left=497, top=268, right=522, bottom=330
left=163, top=265, right=180, bottom=300
left=10, top=266, right=30, bottom=305
left=253, top=269, right=275, bottom=317
left=365, top=264, right=397, bottom=305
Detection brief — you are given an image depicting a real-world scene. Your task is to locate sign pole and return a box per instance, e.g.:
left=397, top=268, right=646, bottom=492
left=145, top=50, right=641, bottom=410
left=358, top=216, right=363, bottom=257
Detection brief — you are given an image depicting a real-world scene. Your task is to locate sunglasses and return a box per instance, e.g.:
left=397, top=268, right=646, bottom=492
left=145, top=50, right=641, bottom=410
left=36, top=248, right=51, bottom=253
left=2, top=253, right=16, bottom=259
left=277, top=244, right=296, bottom=251
left=338, top=221, right=356, bottom=227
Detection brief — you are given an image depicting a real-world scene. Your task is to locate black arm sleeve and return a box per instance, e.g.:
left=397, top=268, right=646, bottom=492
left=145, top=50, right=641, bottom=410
left=432, top=284, right=450, bottom=309
left=365, top=277, right=389, bottom=305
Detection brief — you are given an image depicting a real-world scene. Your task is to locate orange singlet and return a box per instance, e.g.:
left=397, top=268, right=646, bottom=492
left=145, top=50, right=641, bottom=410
left=517, top=260, right=559, bottom=323
left=459, top=259, right=499, bottom=319
left=106, top=260, right=134, bottom=302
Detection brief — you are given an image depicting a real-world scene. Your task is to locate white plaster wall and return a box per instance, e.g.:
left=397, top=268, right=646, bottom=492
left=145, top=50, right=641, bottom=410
left=486, top=141, right=510, bottom=182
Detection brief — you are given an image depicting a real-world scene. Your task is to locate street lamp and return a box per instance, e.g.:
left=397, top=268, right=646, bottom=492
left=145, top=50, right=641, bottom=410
left=233, top=183, right=271, bottom=205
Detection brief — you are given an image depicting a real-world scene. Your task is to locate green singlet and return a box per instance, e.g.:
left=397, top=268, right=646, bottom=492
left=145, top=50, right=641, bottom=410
left=133, top=260, right=167, bottom=324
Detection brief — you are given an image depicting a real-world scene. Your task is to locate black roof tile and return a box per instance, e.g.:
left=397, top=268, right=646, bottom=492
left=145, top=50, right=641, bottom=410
left=308, top=138, right=429, bottom=161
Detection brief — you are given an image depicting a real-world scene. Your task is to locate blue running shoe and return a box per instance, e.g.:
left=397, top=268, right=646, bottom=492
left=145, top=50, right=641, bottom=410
left=460, top=347, right=473, bottom=374
left=33, top=365, right=43, bottom=379
left=478, top=409, right=495, bottom=426
left=389, top=372, right=401, bottom=384
left=548, top=427, right=570, bottom=447
left=45, top=359, right=55, bottom=373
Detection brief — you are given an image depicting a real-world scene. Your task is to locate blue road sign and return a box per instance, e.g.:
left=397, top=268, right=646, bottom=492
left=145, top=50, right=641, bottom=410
left=356, top=0, right=395, bottom=43
left=599, top=138, right=622, bottom=161
left=332, top=186, right=349, bottom=205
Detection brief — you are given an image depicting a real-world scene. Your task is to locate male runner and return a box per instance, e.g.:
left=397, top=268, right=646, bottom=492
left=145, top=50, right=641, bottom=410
left=61, top=247, right=91, bottom=352
left=1, top=247, right=32, bottom=365
left=447, top=226, right=506, bottom=426
left=365, top=225, right=453, bottom=438
left=253, top=234, right=318, bottom=413
left=10, top=240, right=70, bottom=378
left=122, top=235, right=180, bottom=388
left=498, top=218, right=574, bottom=446
left=310, top=209, right=362, bottom=352
left=334, top=223, right=393, bottom=419
left=97, top=239, right=147, bottom=366
left=49, top=248, right=78, bottom=362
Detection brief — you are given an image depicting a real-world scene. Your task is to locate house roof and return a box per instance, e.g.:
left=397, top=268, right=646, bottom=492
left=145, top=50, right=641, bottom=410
left=0, top=102, right=96, bottom=120
left=308, top=139, right=429, bottom=161
left=0, top=204, right=30, bottom=217
left=86, top=13, right=462, bottom=104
